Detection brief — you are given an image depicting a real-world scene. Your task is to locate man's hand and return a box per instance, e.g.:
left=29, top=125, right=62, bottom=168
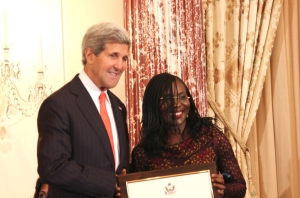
left=115, top=169, right=127, bottom=197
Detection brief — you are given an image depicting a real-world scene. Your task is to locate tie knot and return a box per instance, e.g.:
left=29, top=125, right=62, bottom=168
left=100, top=92, right=106, bottom=103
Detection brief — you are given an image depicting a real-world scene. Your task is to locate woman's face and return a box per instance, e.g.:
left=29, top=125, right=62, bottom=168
left=160, top=79, right=190, bottom=132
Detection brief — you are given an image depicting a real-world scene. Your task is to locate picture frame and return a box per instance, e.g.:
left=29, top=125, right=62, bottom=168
left=117, top=162, right=219, bottom=198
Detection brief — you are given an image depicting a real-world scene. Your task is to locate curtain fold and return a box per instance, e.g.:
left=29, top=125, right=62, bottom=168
left=248, top=0, right=300, bottom=197
left=124, top=0, right=207, bottom=154
left=203, top=0, right=283, bottom=197
left=124, top=1, right=295, bottom=197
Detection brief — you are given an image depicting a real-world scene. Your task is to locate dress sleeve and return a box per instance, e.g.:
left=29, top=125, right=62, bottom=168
left=212, top=129, right=247, bottom=198
left=131, top=145, right=149, bottom=172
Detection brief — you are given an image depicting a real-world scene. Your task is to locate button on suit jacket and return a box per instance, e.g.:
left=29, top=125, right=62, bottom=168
left=37, top=75, right=129, bottom=198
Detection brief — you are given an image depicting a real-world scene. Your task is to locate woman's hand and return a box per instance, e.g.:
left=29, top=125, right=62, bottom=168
left=211, top=173, right=225, bottom=197
left=115, top=169, right=127, bottom=197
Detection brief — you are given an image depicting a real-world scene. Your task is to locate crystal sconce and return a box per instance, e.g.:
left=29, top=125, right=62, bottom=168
left=0, top=11, right=52, bottom=118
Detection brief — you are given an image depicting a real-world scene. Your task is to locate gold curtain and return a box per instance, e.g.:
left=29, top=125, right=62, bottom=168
left=124, top=0, right=208, bottom=153
left=248, top=0, right=300, bottom=197
left=203, top=0, right=283, bottom=197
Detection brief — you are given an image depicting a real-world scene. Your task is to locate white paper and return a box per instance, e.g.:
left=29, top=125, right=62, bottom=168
left=126, top=170, right=214, bottom=198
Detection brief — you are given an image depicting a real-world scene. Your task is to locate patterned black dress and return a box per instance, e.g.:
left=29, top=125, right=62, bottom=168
left=131, top=127, right=246, bottom=198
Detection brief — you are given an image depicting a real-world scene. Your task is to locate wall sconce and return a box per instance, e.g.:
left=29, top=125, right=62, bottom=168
left=0, top=11, right=52, bottom=118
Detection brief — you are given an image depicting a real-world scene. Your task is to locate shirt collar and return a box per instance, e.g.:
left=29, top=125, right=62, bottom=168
left=78, top=70, right=111, bottom=104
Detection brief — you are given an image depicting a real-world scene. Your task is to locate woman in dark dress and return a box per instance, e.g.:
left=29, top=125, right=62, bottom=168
left=131, top=73, right=246, bottom=198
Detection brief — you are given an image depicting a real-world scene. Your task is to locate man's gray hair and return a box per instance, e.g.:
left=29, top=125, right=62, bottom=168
left=81, top=22, right=131, bottom=65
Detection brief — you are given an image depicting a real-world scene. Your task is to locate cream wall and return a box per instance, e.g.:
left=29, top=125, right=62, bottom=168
left=0, top=1, right=125, bottom=198
left=62, top=0, right=126, bottom=103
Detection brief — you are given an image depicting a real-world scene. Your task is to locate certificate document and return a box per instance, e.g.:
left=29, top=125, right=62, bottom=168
left=127, top=170, right=213, bottom=198
left=117, top=162, right=218, bottom=198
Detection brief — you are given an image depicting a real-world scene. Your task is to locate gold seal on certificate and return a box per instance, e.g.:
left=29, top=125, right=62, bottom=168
left=117, top=162, right=218, bottom=198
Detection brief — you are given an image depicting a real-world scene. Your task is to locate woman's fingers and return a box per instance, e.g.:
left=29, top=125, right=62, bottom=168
left=211, top=173, right=225, bottom=197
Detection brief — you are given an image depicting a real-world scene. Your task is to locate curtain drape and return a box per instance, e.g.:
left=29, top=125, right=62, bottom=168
left=203, top=0, right=283, bottom=197
left=124, top=0, right=208, bottom=153
left=124, top=1, right=293, bottom=198
left=248, top=0, right=300, bottom=197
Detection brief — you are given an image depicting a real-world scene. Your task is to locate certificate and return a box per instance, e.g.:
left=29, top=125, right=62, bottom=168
left=117, top=162, right=218, bottom=198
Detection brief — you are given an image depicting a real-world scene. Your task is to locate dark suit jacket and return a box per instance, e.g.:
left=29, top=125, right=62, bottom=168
left=37, top=75, right=129, bottom=198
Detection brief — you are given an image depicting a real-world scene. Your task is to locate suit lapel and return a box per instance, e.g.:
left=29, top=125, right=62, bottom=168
left=69, top=75, right=115, bottom=165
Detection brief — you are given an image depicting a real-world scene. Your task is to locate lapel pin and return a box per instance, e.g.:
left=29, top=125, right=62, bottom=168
left=118, top=106, right=122, bottom=110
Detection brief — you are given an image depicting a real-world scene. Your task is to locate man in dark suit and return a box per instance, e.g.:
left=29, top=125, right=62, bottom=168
left=37, top=22, right=131, bottom=198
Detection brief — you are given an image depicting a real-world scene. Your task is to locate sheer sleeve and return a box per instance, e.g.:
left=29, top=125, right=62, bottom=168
left=212, top=128, right=246, bottom=198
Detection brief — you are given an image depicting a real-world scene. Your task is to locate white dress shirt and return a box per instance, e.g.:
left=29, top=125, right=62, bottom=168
left=79, top=70, right=120, bottom=170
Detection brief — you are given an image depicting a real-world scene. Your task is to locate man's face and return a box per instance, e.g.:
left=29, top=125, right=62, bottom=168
left=84, top=42, right=129, bottom=90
